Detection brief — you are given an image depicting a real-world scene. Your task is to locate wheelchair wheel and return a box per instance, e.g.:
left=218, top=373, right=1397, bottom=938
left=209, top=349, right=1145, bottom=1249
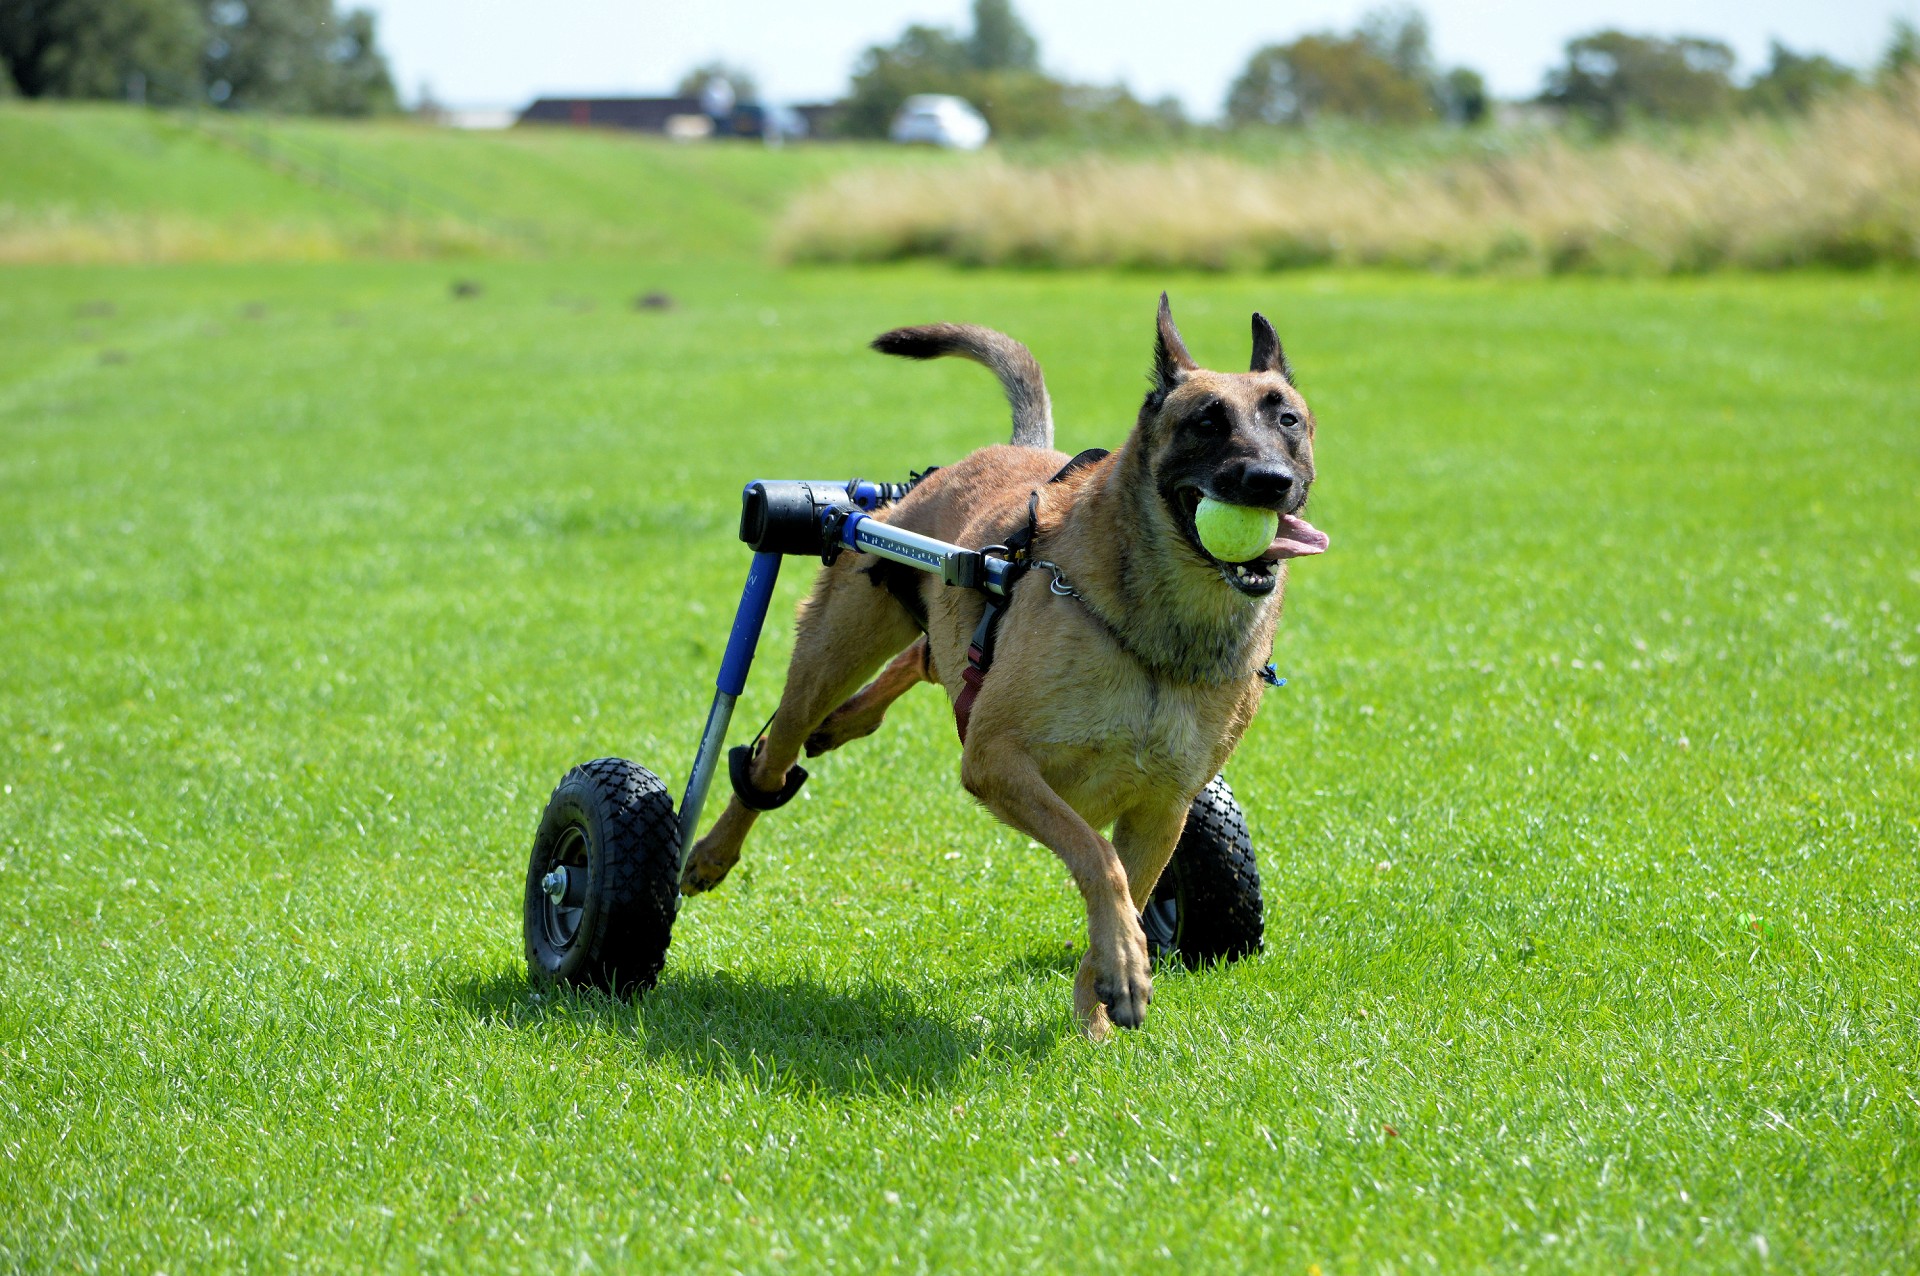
left=1141, top=774, right=1264, bottom=968
left=524, top=757, right=682, bottom=994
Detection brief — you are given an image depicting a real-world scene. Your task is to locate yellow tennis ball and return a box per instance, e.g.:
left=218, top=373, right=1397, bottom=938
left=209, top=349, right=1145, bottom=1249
left=1193, top=498, right=1279, bottom=562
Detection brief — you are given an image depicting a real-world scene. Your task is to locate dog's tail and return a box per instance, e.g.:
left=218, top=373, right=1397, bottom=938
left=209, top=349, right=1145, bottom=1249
left=871, top=324, right=1053, bottom=450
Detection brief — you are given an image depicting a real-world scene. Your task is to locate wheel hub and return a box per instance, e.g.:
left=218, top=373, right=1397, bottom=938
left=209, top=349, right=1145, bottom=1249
left=539, top=828, right=590, bottom=950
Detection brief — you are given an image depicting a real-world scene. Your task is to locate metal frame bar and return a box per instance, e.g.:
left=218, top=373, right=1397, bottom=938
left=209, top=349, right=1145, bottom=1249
left=837, top=512, right=1014, bottom=595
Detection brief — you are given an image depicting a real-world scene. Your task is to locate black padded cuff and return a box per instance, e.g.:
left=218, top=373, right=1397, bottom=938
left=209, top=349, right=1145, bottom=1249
left=729, top=745, right=808, bottom=811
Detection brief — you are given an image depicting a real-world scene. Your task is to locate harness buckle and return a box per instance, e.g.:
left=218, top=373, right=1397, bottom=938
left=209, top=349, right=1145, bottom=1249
left=941, top=550, right=985, bottom=589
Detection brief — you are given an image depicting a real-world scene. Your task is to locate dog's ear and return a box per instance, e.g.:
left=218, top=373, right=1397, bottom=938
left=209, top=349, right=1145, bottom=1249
left=1153, top=292, right=1197, bottom=395
left=1250, top=312, right=1294, bottom=382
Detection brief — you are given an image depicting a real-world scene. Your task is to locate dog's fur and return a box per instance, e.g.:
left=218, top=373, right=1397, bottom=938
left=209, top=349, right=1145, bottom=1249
left=681, top=295, right=1318, bottom=1039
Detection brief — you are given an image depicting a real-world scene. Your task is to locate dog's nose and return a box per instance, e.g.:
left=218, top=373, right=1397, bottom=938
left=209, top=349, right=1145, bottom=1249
left=1228, top=463, right=1294, bottom=504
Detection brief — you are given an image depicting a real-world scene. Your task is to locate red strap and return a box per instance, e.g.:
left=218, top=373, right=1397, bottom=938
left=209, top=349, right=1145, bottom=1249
left=954, top=644, right=987, bottom=743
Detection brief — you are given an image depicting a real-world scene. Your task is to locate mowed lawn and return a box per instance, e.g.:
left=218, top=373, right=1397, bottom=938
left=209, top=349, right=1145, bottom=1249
left=1, top=257, right=1917, bottom=1272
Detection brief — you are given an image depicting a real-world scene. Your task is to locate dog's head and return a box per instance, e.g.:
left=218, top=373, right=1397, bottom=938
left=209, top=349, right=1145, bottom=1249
left=1132, top=294, right=1320, bottom=599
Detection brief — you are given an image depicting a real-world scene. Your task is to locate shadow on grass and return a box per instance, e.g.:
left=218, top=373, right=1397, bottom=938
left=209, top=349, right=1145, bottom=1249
left=449, top=966, right=1059, bottom=1095
left=993, top=945, right=1081, bottom=983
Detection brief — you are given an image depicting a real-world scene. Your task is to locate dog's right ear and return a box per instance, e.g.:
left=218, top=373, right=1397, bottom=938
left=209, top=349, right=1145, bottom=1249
left=1152, top=292, right=1197, bottom=397
left=1250, top=312, right=1294, bottom=382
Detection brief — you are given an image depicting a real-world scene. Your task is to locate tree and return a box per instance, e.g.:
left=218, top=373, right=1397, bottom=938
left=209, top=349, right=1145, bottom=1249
left=967, top=0, right=1038, bottom=73
left=1439, top=66, right=1488, bottom=125
left=0, top=0, right=202, bottom=102
left=838, top=0, right=1060, bottom=140
left=1880, top=19, right=1919, bottom=85
left=841, top=23, right=972, bottom=137
left=1222, top=5, right=1489, bottom=128
left=676, top=60, right=758, bottom=106
left=1541, top=30, right=1736, bottom=130
left=0, top=0, right=395, bottom=112
left=1061, top=84, right=1187, bottom=142
left=202, top=0, right=396, bottom=115
left=313, top=8, right=394, bottom=114
left=1226, top=31, right=1432, bottom=126
left=838, top=0, right=1178, bottom=142
left=1357, top=5, right=1433, bottom=83
left=1743, top=40, right=1855, bottom=115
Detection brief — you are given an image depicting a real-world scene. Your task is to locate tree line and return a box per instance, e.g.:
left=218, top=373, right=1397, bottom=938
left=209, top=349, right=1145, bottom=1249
left=0, top=0, right=394, bottom=114
left=836, top=0, right=1920, bottom=140
left=6, top=0, right=1916, bottom=138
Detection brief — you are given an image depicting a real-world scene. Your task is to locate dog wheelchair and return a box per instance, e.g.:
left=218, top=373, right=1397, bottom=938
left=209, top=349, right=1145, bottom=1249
left=523, top=477, right=1267, bottom=995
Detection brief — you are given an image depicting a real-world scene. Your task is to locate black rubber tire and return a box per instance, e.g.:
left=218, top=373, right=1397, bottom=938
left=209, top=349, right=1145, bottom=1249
left=523, top=757, right=682, bottom=995
left=1141, top=774, right=1264, bottom=969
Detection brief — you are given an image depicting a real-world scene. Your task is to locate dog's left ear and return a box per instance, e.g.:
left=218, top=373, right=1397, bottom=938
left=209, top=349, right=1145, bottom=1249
left=1153, top=292, right=1198, bottom=395
left=1250, top=312, right=1294, bottom=383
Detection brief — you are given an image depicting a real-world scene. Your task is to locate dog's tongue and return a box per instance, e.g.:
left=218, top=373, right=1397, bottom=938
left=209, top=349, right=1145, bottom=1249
left=1261, top=514, right=1330, bottom=562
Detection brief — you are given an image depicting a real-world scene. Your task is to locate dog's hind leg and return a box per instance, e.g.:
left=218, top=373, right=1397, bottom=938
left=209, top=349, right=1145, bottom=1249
left=805, top=638, right=931, bottom=757
left=680, top=563, right=919, bottom=895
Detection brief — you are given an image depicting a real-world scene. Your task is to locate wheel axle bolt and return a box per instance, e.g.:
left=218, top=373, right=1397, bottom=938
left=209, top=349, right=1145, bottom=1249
left=541, top=868, right=567, bottom=903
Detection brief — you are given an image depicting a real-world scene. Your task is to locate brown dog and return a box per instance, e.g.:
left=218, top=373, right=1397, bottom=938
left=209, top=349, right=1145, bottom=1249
left=680, top=294, right=1327, bottom=1039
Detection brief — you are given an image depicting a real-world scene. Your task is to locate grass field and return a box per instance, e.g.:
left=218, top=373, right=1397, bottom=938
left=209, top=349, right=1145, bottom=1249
left=3, top=107, right=1920, bottom=1273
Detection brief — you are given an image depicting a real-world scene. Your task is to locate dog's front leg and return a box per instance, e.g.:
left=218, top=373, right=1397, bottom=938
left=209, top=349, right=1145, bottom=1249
left=961, top=746, right=1151, bottom=1040
left=1111, top=798, right=1190, bottom=912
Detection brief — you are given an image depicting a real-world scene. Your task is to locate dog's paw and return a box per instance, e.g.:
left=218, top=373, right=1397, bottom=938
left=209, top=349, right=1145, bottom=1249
left=678, top=843, right=738, bottom=895
left=1075, top=937, right=1152, bottom=1036
left=1096, top=967, right=1152, bottom=1030
left=1095, top=919, right=1154, bottom=1029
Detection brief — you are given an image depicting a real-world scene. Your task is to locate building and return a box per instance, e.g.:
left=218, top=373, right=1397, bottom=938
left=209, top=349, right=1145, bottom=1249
left=517, top=97, right=705, bottom=132
left=516, top=96, right=838, bottom=141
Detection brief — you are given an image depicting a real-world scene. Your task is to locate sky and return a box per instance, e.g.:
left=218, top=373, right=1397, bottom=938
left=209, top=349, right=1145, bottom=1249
left=357, top=0, right=1920, bottom=119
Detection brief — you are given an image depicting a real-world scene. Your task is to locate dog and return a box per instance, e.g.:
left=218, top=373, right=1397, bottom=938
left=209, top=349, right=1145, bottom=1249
left=679, top=294, right=1327, bottom=1039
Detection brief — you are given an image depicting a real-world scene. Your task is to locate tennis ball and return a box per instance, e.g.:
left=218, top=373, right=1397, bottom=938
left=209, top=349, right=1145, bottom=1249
left=1193, top=497, right=1279, bottom=562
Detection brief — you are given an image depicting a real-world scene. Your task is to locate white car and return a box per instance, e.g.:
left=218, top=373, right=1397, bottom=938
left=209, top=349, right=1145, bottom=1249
left=889, top=95, right=990, bottom=150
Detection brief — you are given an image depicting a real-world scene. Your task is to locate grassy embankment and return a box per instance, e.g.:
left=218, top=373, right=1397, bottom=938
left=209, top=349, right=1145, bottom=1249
left=779, top=75, right=1920, bottom=274
left=0, top=102, right=892, bottom=263
left=2, top=103, right=1918, bottom=1271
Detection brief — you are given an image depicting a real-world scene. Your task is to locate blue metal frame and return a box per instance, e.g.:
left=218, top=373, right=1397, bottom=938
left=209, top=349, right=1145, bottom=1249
left=676, top=550, right=783, bottom=849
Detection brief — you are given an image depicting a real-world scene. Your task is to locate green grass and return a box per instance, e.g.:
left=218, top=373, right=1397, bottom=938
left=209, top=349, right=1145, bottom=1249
left=2, top=168, right=1919, bottom=1269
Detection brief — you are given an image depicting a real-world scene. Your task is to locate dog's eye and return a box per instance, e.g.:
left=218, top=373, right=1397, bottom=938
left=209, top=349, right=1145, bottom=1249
left=1262, top=391, right=1300, bottom=429
left=1192, top=402, right=1228, bottom=434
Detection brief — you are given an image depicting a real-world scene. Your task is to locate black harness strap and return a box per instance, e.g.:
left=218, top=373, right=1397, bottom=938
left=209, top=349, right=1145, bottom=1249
left=953, top=449, right=1109, bottom=743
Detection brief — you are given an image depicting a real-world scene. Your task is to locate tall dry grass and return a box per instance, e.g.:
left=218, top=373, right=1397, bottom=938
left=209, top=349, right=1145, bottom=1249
left=776, top=74, right=1920, bottom=274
